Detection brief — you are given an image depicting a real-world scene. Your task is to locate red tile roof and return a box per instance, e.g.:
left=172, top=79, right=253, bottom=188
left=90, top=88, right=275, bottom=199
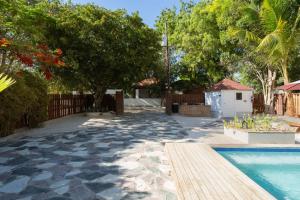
left=209, top=79, right=253, bottom=91
left=136, top=78, right=159, bottom=88
left=277, top=80, right=300, bottom=91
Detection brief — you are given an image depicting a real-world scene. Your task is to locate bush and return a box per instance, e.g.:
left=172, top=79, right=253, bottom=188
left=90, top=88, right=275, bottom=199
left=223, top=114, right=275, bottom=131
left=0, top=71, right=48, bottom=136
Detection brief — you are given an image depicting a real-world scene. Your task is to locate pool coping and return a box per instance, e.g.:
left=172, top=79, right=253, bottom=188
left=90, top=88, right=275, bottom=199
left=165, top=143, right=280, bottom=200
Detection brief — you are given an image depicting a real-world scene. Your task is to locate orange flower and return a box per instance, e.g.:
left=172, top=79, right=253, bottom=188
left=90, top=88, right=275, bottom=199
left=57, top=60, right=65, bottom=67
left=0, top=38, right=10, bottom=47
left=55, top=48, right=63, bottom=56
left=17, top=54, right=33, bottom=66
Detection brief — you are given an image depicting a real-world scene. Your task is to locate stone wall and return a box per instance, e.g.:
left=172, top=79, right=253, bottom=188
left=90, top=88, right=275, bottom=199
left=179, top=104, right=211, bottom=117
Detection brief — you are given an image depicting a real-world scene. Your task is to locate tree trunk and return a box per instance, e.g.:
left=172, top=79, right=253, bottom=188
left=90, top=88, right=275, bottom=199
left=264, top=68, right=276, bottom=114
left=282, top=60, right=289, bottom=85
left=94, top=87, right=107, bottom=112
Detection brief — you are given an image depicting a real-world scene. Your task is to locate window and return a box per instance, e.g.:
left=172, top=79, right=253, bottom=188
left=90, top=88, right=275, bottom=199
left=236, top=92, right=242, bottom=100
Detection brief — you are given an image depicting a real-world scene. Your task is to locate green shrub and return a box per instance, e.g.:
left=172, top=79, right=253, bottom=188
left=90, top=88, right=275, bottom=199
left=223, top=114, right=275, bottom=131
left=0, top=71, right=48, bottom=136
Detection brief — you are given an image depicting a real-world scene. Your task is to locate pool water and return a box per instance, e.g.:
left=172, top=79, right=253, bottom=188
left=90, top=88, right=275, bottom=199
left=215, top=148, right=300, bottom=200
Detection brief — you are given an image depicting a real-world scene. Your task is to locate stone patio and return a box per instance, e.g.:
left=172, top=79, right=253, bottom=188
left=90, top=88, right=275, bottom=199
left=0, top=110, right=191, bottom=200
left=0, top=109, right=242, bottom=200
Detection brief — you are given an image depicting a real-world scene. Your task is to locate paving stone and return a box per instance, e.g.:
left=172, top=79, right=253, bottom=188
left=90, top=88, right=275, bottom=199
left=69, top=184, right=95, bottom=200
left=7, top=156, right=28, bottom=165
left=96, top=187, right=127, bottom=200
left=53, top=151, right=70, bottom=156
left=39, top=144, right=54, bottom=149
left=69, top=151, right=88, bottom=157
left=65, top=169, right=81, bottom=177
left=32, top=171, right=53, bottom=181
left=17, top=196, right=32, bottom=200
left=94, top=143, right=110, bottom=148
left=54, top=185, right=69, bottom=195
left=85, top=182, right=114, bottom=193
left=37, top=163, right=56, bottom=169
left=50, top=180, right=70, bottom=189
left=20, top=185, right=49, bottom=195
left=92, top=174, right=119, bottom=183
left=0, top=176, right=30, bottom=193
left=76, top=172, right=105, bottom=181
left=68, top=161, right=85, bottom=168
left=0, top=165, right=13, bottom=174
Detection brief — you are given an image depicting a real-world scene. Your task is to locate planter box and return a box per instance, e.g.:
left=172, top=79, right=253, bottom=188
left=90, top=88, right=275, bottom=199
left=224, top=127, right=295, bottom=144
left=179, top=104, right=211, bottom=117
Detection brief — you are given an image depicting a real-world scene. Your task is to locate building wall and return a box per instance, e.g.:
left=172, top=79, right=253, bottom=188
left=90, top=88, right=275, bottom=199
left=205, top=91, right=221, bottom=117
left=221, top=90, right=253, bottom=117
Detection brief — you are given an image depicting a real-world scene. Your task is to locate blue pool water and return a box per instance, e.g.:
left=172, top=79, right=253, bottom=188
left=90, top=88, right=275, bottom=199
left=215, top=148, right=300, bottom=200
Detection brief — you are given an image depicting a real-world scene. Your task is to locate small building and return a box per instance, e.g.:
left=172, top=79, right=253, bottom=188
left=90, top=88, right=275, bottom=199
left=134, top=78, right=160, bottom=98
left=205, top=79, right=253, bottom=118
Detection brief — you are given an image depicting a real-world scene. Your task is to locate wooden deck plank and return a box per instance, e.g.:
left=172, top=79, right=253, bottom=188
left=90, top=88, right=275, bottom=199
left=165, top=143, right=276, bottom=200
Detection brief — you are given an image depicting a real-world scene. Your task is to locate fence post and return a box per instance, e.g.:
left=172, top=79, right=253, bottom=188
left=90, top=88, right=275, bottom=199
left=115, top=91, right=124, bottom=115
left=165, top=91, right=172, bottom=115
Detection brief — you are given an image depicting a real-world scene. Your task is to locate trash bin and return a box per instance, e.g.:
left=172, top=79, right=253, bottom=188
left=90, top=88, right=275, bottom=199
left=172, top=103, right=179, bottom=113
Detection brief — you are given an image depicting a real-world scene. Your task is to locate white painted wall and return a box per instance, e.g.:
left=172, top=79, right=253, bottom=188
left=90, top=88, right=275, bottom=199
left=206, top=90, right=253, bottom=118
left=221, top=90, right=253, bottom=117
left=205, top=92, right=222, bottom=117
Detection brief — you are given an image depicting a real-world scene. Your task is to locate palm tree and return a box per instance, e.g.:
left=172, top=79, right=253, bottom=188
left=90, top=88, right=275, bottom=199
left=251, top=0, right=300, bottom=84
left=0, top=73, right=15, bottom=93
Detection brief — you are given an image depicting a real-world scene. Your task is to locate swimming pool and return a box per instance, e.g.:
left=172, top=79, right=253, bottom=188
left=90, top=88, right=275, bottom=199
left=215, top=147, right=300, bottom=200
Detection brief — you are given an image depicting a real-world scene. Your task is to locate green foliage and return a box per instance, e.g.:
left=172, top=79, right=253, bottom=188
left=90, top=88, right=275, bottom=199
left=41, top=2, right=162, bottom=109
left=224, top=114, right=275, bottom=131
left=0, top=73, right=15, bottom=93
left=156, top=0, right=300, bottom=91
left=0, top=71, right=48, bottom=136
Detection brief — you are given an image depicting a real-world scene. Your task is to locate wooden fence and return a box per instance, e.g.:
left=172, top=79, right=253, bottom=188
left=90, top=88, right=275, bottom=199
left=274, top=93, right=300, bottom=117
left=171, top=94, right=205, bottom=105
left=18, top=93, right=124, bottom=128
left=253, top=93, right=265, bottom=114
left=48, top=94, right=94, bottom=120
left=253, top=93, right=300, bottom=117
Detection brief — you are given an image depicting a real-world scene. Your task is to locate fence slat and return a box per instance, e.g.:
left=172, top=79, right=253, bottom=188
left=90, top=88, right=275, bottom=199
left=47, top=94, right=94, bottom=120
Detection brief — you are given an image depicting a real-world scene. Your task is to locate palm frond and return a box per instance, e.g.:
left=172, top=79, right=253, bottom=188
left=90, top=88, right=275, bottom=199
left=260, top=0, right=278, bottom=33
left=0, top=73, right=15, bottom=93
left=229, top=28, right=261, bottom=44
left=242, top=2, right=260, bottom=23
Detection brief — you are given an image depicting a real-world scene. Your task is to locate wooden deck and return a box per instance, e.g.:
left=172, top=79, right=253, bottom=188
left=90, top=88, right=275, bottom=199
left=165, top=143, right=276, bottom=200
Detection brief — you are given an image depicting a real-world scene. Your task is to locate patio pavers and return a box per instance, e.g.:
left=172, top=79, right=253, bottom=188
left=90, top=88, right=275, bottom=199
left=0, top=110, right=188, bottom=200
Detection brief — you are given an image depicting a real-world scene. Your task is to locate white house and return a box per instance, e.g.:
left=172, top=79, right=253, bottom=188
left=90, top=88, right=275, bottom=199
left=205, top=79, right=253, bottom=118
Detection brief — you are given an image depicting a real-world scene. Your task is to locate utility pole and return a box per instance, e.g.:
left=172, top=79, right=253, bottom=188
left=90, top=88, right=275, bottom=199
left=164, top=22, right=170, bottom=91
left=162, top=22, right=172, bottom=115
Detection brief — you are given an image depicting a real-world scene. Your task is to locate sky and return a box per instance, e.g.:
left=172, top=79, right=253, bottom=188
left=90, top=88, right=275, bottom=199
left=71, top=0, right=190, bottom=27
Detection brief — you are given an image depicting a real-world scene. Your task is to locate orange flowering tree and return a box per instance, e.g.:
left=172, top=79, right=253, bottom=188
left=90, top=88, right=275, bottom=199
left=0, top=38, right=65, bottom=80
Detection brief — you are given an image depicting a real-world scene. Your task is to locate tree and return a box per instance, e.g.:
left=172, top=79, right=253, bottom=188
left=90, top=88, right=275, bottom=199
left=155, top=0, right=245, bottom=87
left=0, top=0, right=65, bottom=79
left=42, top=2, right=161, bottom=110
left=239, top=0, right=300, bottom=85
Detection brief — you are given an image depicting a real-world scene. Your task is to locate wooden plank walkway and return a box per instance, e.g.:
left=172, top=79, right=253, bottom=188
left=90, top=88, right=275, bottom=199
left=165, top=143, right=276, bottom=200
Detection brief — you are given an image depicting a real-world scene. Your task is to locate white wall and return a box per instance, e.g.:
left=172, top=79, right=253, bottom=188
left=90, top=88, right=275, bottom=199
left=221, top=90, right=253, bottom=117
left=205, top=92, right=222, bottom=117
